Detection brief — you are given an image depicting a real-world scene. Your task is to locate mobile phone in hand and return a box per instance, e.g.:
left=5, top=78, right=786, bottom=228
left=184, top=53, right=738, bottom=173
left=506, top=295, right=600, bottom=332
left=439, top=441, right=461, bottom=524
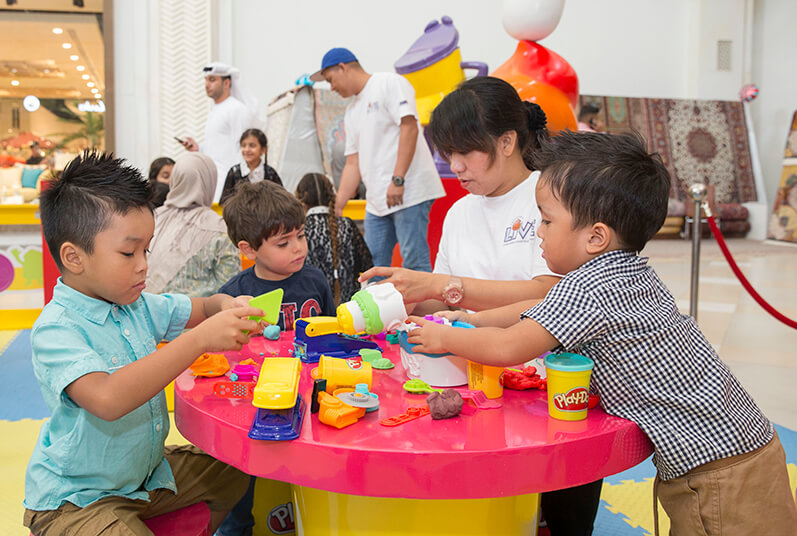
left=174, top=136, right=185, bottom=145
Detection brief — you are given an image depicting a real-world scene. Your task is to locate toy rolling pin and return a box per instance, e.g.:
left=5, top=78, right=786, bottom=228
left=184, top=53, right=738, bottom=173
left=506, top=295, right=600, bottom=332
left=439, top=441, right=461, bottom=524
left=337, top=283, right=407, bottom=335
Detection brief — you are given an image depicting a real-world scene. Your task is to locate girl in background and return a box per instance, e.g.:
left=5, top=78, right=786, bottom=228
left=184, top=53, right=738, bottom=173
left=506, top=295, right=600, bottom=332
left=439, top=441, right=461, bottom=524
left=296, top=173, right=372, bottom=304
left=220, top=128, right=282, bottom=205
left=148, top=156, right=175, bottom=208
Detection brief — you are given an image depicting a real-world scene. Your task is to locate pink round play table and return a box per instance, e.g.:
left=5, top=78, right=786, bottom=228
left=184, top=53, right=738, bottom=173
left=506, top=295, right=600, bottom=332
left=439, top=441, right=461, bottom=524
left=174, top=331, right=652, bottom=535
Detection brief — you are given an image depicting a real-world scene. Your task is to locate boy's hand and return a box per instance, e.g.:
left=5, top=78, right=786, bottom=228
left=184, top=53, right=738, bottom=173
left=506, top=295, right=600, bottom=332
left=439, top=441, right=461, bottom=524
left=406, top=315, right=451, bottom=354
left=193, top=306, right=262, bottom=353
left=220, top=295, right=268, bottom=331
left=433, top=310, right=472, bottom=324
left=222, top=295, right=256, bottom=310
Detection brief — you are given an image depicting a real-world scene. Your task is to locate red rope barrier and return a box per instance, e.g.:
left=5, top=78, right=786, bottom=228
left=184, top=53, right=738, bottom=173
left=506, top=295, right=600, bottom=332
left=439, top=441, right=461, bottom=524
left=706, top=214, right=797, bottom=329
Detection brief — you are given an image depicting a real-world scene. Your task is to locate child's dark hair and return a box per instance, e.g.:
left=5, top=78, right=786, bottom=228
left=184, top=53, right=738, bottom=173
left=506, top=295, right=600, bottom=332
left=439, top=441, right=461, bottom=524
left=295, top=173, right=341, bottom=302
left=532, top=131, right=670, bottom=252
left=40, top=150, right=152, bottom=271
left=240, top=128, right=267, bottom=148
left=428, top=76, right=548, bottom=169
left=240, top=129, right=269, bottom=166
left=223, top=180, right=305, bottom=248
left=147, top=156, right=175, bottom=185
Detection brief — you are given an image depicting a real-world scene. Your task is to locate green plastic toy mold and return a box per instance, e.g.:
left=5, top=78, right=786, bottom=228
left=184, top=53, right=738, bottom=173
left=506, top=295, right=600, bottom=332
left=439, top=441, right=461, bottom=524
left=249, top=289, right=283, bottom=325
left=359, top=348, right=394, bottom=370
left=403, top=379, right=442, bottom=394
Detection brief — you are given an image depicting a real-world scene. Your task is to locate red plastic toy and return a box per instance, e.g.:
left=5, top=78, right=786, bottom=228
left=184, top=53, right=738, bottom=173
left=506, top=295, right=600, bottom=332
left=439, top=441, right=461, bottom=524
left=379, top=406, right=431, bottom=427
left=213, top=381, right=256, bottom=399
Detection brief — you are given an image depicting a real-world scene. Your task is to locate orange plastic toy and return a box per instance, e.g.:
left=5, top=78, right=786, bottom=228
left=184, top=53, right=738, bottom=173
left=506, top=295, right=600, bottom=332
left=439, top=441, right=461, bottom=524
left=492, top=47, right=577, bottom=133
left=317, top=391, right=366, bottom=429
left=189, top=353, right=230, bottom=377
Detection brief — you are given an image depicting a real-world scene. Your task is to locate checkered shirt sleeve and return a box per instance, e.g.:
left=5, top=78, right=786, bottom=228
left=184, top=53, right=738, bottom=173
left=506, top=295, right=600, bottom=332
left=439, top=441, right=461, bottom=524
left=521, top=250, right=773, bottom=479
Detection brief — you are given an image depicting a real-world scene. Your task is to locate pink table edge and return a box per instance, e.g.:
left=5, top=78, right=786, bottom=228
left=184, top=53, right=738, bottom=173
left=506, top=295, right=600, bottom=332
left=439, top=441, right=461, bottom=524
left=175, top=333, right=653, bottom=500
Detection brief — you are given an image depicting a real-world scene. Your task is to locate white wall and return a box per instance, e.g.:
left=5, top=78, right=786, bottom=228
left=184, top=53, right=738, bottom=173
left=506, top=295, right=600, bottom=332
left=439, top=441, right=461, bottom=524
left=218, top=0, right=751, bottom=114
left=751, top=0, right=797, bottom=208
left=113, top=0, right=162, bottom=172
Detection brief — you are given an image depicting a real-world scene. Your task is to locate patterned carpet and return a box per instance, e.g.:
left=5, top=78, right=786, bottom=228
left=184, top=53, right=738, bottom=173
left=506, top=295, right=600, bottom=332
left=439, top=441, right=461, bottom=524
left=580, top=95, right=757, bottom=205
left=2, top=329, right=795, bottom=535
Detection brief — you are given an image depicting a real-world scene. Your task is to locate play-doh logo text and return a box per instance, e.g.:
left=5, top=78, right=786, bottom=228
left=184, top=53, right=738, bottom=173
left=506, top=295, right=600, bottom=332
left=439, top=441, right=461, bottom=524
left=553, top=387, right=589, bottom=412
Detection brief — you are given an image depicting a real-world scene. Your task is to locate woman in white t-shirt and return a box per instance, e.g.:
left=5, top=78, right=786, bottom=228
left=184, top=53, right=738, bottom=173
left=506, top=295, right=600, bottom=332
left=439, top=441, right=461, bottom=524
left=362, top=76, right=558, bottom=312
left=360, top=76, right=602, bottom=535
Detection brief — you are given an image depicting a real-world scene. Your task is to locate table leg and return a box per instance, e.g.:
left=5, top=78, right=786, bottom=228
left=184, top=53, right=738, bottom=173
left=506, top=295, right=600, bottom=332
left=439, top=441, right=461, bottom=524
left=292, top=485, right=540, bottom=535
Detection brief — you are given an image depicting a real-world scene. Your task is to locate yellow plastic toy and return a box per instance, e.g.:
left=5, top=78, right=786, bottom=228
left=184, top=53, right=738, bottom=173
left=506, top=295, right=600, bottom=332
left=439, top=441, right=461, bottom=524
left=252, top=357, right=302, bottom=410
left=301, top=316, right=343, bottom=337
left=311, top=355, right=372, bottom=393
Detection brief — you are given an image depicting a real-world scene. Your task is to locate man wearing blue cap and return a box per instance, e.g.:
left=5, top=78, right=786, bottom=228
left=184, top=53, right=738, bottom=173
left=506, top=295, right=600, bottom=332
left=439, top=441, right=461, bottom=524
left=310, top=47, right=444, bottom=273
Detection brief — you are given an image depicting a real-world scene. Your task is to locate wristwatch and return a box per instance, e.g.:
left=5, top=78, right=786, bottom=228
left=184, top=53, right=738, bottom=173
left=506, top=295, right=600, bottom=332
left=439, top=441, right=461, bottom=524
left=442, top=276, right=464, bottom=305
left=391, top=175, right=405, bottom=187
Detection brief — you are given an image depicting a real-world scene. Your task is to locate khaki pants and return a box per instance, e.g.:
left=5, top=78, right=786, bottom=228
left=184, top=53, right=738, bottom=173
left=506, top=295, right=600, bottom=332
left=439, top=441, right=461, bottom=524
left=24, top=445, right=250, bottom=536
left=655, top=433, right=797, bottom=536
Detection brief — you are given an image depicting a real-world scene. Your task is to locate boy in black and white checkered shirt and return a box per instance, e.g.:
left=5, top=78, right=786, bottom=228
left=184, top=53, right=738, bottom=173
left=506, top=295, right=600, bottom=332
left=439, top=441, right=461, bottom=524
left=407, top=131, right=797, bottom=535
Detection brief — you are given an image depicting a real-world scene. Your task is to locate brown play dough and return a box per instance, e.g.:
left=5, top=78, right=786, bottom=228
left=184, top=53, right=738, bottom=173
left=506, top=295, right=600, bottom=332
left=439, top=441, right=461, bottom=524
left=427, top=389, right=464, bottom=420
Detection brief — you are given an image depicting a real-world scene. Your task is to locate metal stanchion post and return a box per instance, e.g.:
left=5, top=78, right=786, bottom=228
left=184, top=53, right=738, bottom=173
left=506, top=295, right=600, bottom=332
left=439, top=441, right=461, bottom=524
left=689, top=183, right=707, bottom=320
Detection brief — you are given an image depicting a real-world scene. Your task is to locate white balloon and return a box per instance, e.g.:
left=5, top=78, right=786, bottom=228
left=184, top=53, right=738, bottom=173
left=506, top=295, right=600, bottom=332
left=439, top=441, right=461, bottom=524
left=502, top=0, right=565, bottom=41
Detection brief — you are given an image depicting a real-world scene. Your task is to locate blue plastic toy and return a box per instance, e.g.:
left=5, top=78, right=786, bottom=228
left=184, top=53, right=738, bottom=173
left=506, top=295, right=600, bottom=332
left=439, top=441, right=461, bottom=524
left=248, top=395, right=306, bottom=441
left=293, top=317, right=381, bottom=364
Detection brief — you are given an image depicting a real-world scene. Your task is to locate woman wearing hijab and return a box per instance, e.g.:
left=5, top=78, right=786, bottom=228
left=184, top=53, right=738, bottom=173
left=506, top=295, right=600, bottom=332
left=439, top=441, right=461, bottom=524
left=146, top=153, right=240, bottom=297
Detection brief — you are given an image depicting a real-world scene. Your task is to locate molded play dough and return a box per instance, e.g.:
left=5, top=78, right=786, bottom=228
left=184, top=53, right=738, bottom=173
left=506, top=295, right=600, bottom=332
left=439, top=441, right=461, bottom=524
left=263, top=324, right=281, bottom=340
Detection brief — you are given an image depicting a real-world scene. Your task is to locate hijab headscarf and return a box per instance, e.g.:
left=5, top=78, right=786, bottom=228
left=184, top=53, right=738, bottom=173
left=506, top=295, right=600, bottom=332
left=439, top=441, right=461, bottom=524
left=146, top=153, right=229, bottom=293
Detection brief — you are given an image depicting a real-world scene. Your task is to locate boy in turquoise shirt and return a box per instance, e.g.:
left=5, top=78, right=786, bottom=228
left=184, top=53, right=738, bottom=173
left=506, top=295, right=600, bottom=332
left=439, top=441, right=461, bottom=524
left=24, top=151, right=261, bottom=535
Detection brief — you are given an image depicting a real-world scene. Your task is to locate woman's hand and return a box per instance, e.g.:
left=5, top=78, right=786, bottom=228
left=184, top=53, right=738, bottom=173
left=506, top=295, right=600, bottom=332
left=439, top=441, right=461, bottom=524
left=358, top=267, right=442, bottom=304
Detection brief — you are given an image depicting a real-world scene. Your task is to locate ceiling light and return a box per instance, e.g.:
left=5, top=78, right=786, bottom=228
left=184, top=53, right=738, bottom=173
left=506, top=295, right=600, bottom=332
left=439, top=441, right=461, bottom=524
left=76, top=65, right=85, bottom=71
left=81, top=74, right=89, bottom=80
left=94, top=94, right=102, bottom=99
left=23, top=95, right=40, bottom=112
left=91, top=88, right=98, bottom=93
left=87, top=82, right=95, bottom=88
left=43, top=69, right=50, bottom=74
left=52, top=28, right=63, bottom=34
left=62, top=43, right=72, bottom=49
left=11, top=80, right=20, bottom=86
left=70, top=55, right=79, bottom=61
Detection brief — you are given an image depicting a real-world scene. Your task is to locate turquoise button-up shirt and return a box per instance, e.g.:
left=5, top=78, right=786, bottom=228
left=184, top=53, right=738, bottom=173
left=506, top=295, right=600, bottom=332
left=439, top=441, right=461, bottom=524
left=24, top=279, right=192, bottom=511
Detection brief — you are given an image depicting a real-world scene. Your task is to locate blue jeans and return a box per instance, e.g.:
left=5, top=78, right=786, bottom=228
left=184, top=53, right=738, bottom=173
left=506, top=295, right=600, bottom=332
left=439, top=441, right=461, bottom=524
left=364, top=200, right=433, bottom=273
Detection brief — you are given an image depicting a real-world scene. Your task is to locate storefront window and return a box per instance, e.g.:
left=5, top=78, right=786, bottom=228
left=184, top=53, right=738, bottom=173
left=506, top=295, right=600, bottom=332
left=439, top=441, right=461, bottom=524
left=0, top=5, right=105, bottom=188
left=0, top=1, right=106, bottom=323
